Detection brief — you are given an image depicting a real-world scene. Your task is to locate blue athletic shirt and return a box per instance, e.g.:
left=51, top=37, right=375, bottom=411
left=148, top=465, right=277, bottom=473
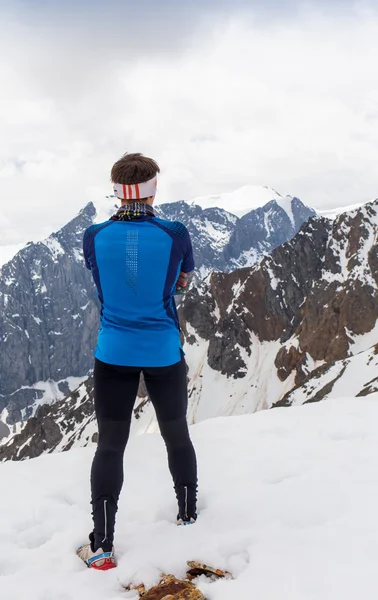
left=83, top=216, right=195, bottom=367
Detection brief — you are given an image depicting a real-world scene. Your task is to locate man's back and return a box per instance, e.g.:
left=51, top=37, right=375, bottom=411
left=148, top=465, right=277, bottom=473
left=77, top=154, right=198, bottom=569
left=83, top=215, right=194, bottom=367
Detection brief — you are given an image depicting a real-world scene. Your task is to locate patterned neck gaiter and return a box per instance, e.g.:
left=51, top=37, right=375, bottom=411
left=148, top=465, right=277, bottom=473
left=110, top=202, right=155, bottom=221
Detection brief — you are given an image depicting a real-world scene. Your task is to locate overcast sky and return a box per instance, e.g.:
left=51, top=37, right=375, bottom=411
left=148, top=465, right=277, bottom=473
left=1, top=0, right=378, bottom=243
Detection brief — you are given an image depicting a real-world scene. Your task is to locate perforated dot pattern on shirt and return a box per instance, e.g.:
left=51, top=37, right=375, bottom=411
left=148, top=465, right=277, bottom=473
left=125, top=230, right=138, bottom=294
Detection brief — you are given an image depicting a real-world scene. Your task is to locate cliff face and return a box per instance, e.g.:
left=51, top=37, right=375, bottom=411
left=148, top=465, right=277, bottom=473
left=182, top=200, right=378, bottom=388
left=0, top=204, right=99, bottom=422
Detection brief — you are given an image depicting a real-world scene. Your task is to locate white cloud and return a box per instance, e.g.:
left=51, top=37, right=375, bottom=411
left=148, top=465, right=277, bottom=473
left=1, top=5, right=378, bottom=243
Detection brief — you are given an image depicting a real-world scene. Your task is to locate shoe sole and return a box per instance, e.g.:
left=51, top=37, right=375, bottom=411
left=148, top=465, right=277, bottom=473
left=89, top=558, right=116, bottom=571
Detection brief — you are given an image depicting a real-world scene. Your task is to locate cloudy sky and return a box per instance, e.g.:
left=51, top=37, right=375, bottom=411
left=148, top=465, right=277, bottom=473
left=1, top=0, right=378, bottom=244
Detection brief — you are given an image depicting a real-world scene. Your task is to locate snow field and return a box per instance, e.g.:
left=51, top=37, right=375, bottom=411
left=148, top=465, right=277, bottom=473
left=2, top=395, right=378, bottom=599
left=184, top=330, right=297, bottom=421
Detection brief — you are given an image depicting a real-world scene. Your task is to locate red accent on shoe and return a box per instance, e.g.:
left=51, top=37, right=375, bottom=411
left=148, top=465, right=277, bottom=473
left=90, top=558, right=116, bottom=571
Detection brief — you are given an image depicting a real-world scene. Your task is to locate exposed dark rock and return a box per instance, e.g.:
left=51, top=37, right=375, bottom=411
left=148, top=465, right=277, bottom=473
left=0, top=420, right=10, bottom=440
left=275, top=346, right=307, bottom=382
left=0, top=379, right=95, bottom=461
left=0, top=372, right=152, bottom=461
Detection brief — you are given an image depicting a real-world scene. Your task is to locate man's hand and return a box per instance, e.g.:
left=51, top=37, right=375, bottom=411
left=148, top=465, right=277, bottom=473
left=175, top=270, right=194, bottom=295
left=176, top=271, right=189, bottom=292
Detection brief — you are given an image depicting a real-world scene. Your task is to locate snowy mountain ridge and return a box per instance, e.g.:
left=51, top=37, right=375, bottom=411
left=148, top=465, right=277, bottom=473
left=186, top=184, right=290, bottom=216
left=2, top=184, right=376, bottom=271
left=0, top=193, right=315, bottom=428
left=1, top=197, right=377, bottom=460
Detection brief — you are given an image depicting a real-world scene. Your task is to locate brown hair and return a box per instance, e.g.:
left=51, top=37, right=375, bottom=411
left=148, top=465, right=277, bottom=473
left=111, top=152, right=160, bottom=185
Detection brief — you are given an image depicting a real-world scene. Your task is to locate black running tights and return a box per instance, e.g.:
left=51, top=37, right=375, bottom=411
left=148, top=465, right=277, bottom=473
left=90, top=354, right=197, bottom=549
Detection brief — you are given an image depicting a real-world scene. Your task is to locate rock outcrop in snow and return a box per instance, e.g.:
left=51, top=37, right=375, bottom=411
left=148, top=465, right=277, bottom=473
left=0, top=376, right=151, bottom=461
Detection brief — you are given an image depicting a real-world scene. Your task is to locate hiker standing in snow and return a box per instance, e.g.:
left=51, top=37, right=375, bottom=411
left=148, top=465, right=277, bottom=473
left=77, top=153, right=198, bottom=570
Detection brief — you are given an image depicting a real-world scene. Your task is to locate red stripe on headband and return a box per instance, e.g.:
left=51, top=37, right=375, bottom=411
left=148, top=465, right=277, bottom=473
left=135, top=183, right=140, bottom=199
left=122, top=184, right=127, bottom=199
left=128, top=185, right=132, bottom=198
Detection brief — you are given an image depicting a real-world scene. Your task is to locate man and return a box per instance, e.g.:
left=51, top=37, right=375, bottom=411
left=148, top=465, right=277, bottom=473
left=77, top=153, right=198, bottom=570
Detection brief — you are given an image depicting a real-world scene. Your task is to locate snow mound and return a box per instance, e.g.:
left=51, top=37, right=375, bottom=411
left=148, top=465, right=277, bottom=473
left=187, top=185, right=286, bottom=217
left=2, top=395, right=378, bottom=599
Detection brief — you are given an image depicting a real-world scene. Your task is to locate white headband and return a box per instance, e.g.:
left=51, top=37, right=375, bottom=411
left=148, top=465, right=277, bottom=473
left=112, top=176, right=157, bottom=200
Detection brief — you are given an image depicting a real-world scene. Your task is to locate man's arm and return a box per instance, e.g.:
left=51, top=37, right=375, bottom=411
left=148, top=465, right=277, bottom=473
left=175, top=227, right=195, bottom=295
left=175, top=270, right=194, bottom=295
left=83, top=225, right=94, bottom=270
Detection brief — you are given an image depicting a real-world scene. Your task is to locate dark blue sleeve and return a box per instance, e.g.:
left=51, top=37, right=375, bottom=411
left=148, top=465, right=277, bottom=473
left=83, top=225, right=95, bottom=270
left=149, top=218, right=195, bottom=273
left=182, top=229, right=195, bottom=273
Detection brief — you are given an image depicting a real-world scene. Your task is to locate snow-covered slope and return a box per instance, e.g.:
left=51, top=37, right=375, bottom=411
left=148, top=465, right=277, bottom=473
left=1, top=395, right=378, bottom=600
left=275, top=344, right=378, bottom=407
left=188, top=185, right=285, bottom=217
left=189, top=185, right=305, bottom=229
left=319, top=201, right=371, bottom=219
